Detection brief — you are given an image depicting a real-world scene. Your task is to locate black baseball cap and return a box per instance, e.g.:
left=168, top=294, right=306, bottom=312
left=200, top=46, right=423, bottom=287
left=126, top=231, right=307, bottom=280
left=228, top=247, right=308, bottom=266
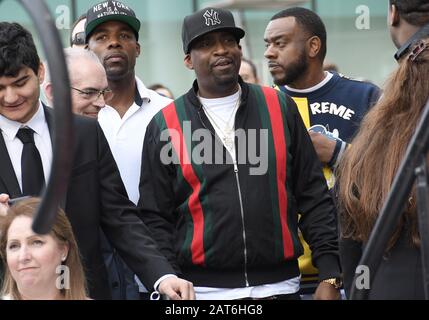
left=182, top=7, right=245, bottom=54
left=85, top=0, right=140, bottom=43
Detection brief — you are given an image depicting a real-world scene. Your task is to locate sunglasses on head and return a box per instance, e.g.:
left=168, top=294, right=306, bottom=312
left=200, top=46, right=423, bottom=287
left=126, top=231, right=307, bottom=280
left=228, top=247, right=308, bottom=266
left=71, top=31, right=85, bottom=46
left=395, top=24, right=429, bottom=61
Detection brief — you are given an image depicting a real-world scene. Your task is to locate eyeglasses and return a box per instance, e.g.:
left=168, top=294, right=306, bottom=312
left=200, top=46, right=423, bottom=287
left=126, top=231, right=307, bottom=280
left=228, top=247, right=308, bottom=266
left=71, top=31, right=85, bottom=46
left=71, top=87, right=113, bottom=101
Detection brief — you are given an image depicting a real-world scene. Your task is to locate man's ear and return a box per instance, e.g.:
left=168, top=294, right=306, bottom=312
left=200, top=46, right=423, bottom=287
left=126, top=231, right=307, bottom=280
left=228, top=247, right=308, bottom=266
left=38, top=62, right=45, bottom=84
left=307, top=36, right=321, bottom=59
left=184, top=54, right=194, bottom=70
left=43, top=82, right=54, bottom=106
left=389, top=4, right=400, bottom=27
left=136, top=42, right=141, bottom=58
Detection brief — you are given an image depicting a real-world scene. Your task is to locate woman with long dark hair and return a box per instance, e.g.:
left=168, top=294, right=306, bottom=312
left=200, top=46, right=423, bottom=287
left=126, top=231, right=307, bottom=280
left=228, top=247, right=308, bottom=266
left=337, top=39, right=429, bottom=299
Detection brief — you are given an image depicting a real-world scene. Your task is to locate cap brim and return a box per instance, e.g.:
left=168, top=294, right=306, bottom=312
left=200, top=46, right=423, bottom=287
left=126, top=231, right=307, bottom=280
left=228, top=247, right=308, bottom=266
left=85, top=15, right=141, bottom=42
left=187, top=26, right=245, bottom=53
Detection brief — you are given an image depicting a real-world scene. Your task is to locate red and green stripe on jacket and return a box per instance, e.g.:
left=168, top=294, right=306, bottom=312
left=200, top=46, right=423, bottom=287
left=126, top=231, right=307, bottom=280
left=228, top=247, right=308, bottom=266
left=150, top=84, right=303, bottom=269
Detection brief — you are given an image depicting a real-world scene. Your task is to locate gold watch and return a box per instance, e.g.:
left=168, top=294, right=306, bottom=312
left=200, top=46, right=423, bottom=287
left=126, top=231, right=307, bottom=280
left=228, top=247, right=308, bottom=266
left=321, top=277, right=342, bottom=289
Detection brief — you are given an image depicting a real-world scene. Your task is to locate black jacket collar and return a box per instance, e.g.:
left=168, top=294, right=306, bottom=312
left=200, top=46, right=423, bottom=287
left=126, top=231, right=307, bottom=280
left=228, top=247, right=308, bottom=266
left=188, top=76, right=249, bottom=109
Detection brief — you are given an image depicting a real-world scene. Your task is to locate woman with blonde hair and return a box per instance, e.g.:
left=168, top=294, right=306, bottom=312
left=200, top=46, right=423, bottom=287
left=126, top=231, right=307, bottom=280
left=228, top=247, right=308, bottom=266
left=337, top=39, right=429, bottom=300
left=0, top=198, right=88, bottom=300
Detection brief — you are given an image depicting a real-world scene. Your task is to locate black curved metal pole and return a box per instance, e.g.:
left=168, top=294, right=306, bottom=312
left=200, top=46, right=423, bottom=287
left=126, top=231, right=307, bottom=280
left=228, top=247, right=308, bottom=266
left=350, top=99, right=429, bottom=299
left=18, top=0, right=74, bottom=234
left=415, top=157, right=429, bottom=298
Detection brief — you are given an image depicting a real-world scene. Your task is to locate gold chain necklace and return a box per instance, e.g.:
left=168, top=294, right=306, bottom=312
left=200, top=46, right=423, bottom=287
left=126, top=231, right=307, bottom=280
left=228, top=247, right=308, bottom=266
left=199, top=87, right=241, bottom=151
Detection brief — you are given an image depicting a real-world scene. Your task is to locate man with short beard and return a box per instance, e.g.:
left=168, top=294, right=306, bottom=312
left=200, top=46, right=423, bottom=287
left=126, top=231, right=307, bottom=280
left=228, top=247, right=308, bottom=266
left=138, top=7, right=341, bottom=300
left=85, top=0, right=171, bottom=205
left=85, top=1, right=173, bottom=298
left=264, top=7, right=380, bottom=296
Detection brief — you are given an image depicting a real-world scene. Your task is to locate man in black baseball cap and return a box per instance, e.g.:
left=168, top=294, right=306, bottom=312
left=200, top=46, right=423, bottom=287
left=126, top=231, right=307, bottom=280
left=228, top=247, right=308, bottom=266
left=84, top=0, right=195, bottom=301
left=138, top=6, right=340, bottom=300
left=182, top=7, right=245, bottom=54
left=181, top=7, right=245, bottom=98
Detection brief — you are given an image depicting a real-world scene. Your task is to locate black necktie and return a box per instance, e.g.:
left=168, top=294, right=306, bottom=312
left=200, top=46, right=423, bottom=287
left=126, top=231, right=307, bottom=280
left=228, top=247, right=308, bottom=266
left=16, top=128, right=45, bottom=196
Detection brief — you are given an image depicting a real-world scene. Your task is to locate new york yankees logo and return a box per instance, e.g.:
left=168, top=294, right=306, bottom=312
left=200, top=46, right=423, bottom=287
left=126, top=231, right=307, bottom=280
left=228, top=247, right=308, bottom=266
left=203, top=9, right=221, bottom=26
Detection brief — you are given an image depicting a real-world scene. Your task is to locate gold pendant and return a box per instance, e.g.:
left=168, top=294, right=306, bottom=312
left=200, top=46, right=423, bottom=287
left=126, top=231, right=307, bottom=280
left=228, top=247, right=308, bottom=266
left=224, top=126, right=234, bottom=136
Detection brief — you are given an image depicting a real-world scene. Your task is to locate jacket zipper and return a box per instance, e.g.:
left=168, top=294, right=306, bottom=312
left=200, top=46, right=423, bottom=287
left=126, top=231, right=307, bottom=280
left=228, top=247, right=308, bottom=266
left=198, top=109, right=249, bottom=287
left=233, top=162, right=250, bottom=287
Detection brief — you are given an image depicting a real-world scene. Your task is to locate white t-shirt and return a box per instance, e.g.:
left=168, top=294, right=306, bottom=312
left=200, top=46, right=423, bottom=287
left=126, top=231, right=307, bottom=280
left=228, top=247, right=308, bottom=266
left=197, top=89, right=300, bottom=299
left=199, top=89, right=240, bottom=163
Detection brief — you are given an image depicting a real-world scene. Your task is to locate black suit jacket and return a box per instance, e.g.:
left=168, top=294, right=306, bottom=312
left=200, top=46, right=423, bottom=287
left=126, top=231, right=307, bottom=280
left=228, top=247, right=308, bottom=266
left=0, top=105, right=175, bottom=299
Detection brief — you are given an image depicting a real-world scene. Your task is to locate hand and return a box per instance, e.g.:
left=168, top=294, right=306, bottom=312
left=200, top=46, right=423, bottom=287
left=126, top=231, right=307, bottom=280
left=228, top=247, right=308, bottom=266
left=308, top=131, right=336, bottom=164
left=158, top=277, right=195, bottom=300
left=0, top=193, right=10, bottom=217
left=313, top=281, right=341, bottom=300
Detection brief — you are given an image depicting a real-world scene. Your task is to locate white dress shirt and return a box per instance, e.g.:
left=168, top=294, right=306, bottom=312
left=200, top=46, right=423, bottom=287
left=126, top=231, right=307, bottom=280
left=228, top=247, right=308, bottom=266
left=0, top=102, right=52, bottom=191
left=98, top=77, right=172, bottom=292
left=98, top=77, right=172, bottom=205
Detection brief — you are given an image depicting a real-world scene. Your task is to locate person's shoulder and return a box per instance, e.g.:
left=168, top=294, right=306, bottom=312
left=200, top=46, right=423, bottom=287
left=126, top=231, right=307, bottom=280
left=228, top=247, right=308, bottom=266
left=246, top=83, right=283, bottom=95
left=145, top=89, right=174, bottom=120
left=335, top=72, right=379, bottom=90
left=66, top=113, right=101, bottom=145
left=137, top=76, right=172, bottom=108
left=72, top=113, right=98, bottom=128
left=245, top=84, right=298, bottom=117
left=147, top=93, right=191, bottom=130
left=43, top=103, right=97, bottom=131
left=148, top=89, right=173, bottom=106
